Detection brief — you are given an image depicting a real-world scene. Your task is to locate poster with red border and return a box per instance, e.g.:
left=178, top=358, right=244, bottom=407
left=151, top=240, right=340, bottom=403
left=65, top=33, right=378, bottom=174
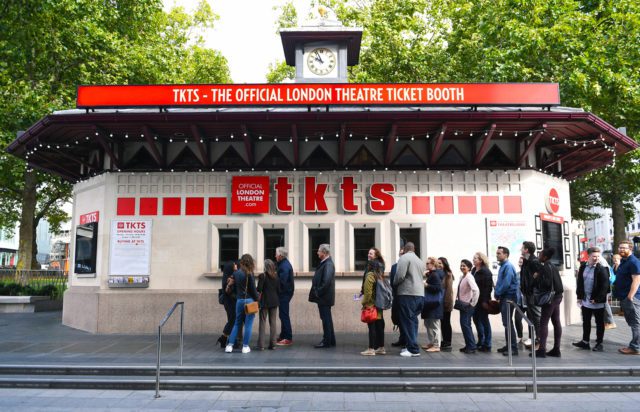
left=231, top=176, right=270, bottom=214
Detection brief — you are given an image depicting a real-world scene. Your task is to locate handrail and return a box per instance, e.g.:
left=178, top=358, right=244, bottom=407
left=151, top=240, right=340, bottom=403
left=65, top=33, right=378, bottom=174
left=506, top=299, right=537, bottom=400
left=155, top=301, right=184, bottom=398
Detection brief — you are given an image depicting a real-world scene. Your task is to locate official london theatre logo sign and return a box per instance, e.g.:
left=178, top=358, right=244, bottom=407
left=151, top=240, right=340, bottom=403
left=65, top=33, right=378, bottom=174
left=546, top=188, right=560, bottom=214
left=231, top=176, right=270, bottom=214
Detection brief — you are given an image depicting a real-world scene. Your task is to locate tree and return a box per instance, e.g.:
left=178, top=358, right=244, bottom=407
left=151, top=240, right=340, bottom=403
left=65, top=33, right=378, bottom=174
left=0, top=0, right=231, bottom=269
left=325, top=0, right=640, bottom=245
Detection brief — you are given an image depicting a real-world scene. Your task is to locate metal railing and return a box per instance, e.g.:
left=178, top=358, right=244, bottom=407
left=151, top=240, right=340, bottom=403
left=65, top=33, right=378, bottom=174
left=0, top=269, right=68, bottom=289
left=506, top=299, right=537, bottom=399
left=155, top=301, right=184, bottom=398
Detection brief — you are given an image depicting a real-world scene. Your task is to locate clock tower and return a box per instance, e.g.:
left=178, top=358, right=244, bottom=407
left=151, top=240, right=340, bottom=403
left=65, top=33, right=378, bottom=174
left=279, top=7, right=362, bottom=83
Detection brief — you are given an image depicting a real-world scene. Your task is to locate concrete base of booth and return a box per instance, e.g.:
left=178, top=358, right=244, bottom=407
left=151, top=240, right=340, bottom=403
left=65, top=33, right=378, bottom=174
left=62, top=279, right=582, bottom=334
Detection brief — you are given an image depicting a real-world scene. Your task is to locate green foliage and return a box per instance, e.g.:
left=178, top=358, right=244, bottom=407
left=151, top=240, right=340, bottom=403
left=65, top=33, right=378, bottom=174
left=265, top=1, right=299, bottom=84
left=266, top=61, right=296, bottom=84
left=324, top=0, right=640, bottom=232
left=0, top=0, right=231, bottom=266
left=0, top=281, right=65, bottom=299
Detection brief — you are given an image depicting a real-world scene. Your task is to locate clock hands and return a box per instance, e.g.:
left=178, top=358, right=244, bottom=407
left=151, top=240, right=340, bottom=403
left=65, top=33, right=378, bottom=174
left=313, top=50, right=324, bottom=64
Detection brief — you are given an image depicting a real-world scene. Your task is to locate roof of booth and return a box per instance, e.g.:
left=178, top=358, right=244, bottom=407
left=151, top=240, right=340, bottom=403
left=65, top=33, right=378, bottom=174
left=6, top=105, right=637, bottom=182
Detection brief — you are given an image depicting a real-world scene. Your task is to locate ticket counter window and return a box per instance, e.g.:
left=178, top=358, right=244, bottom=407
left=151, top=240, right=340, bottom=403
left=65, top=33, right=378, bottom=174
left=74, top=222, right=98, bottom=274
left=354, top=228, right=375, bottom=271
left=309, top=228, right=330, bottom=270
left=400, top=228, right=421, bottom=258
left=542, top=221, right=563, bottom=267
left=218, top=229, right=239, bottom=270
left=264, top=228, right=285, bottom=262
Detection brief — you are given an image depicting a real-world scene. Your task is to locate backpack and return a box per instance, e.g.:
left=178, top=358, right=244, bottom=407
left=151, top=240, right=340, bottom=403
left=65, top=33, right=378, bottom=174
left=375, top=278, right=393, bottom=310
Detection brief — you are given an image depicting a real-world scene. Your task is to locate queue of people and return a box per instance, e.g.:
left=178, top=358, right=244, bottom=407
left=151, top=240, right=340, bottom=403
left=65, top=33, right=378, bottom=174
left=216, top=239, right=639, bottom=358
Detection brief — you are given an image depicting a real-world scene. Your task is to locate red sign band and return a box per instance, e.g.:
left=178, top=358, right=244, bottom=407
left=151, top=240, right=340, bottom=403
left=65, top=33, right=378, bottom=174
left=77, top=83, right=560, bottom=108
left=80, top=211, right=99, bottom=225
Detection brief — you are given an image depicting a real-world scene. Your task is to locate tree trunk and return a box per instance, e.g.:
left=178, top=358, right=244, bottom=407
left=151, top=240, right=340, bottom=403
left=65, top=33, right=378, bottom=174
left=611, top=194, right=627, bottom=251
left=32, top=235, right=39, bottom=269
left=16, top=171, right=37, bottom=270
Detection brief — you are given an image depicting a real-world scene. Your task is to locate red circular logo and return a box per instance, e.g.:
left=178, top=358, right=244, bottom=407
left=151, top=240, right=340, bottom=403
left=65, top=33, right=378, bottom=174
left=546, top=188, right=560, bottom=214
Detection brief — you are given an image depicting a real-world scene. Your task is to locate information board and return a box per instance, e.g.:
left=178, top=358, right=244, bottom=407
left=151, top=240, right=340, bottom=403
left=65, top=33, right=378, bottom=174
left=109, top=220, right=152, bottom=276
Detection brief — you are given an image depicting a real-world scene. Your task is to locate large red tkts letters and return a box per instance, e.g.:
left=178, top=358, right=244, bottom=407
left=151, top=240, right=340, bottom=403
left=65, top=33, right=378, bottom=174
left=275, top=177, right=293, bottom=213
left=369, top=183, right=395, bottom=212
left=304, top=176, right=329, bottom=212
left=340, top=176, right=358, bottom=212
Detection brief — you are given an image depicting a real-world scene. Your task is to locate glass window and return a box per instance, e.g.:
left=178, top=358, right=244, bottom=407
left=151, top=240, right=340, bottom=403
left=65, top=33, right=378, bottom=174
left=264, top=228, right=285, bottom=262
left=354, top=228, right=375, bottom=271
left=218, top=229, right=239, bottom=270
left=74, top=222, right=98, bottom=274
left=309, top=228, right=330, bottom=270
left=400, top=228, right=421, bottom=258
left=542, top=221, right=563, bottom=267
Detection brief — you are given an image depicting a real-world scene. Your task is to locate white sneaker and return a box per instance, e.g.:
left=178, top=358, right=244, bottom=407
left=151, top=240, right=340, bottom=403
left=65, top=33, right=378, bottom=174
left=400, top=349, right=420, bottom=357
left=522, top=338, right=532, bottom=346
left=242, top=345, right=251, bottom=354
left=225, top=344, right=233, bottom=353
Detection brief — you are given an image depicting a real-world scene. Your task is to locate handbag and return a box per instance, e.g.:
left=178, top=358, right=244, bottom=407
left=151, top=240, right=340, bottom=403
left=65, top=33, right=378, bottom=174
left=454, top=299, right=472, bottom=312
left=218, top=288, right=225, bottom=305
left=533, top=289, right=554, bottom=306
left=242, top=273, right=259, bottom=315
left=481, top=299, right=501, bottom=314
left=361, top=305, right=378, bottom=323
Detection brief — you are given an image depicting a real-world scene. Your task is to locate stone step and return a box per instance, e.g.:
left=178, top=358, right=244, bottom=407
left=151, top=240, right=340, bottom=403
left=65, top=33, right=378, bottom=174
left=0, top=374, right=639, bottom=392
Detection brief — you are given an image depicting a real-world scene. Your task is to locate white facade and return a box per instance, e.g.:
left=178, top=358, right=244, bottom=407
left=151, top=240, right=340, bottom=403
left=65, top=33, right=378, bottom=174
left=585, top=206, right=614, bottom=252
left=62, top=169, right=581, bottom=334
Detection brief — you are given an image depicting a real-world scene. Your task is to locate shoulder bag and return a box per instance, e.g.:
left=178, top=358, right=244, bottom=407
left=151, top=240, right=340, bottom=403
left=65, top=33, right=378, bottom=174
left=243, top=273, right=259, bottom=315
left=453, top=279, right=472, bottom=312
left=361, top=305, right=378, bottom=323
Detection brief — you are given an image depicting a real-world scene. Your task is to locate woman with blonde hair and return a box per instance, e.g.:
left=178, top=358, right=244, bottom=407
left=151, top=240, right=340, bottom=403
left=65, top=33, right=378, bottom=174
left=360, top=260, right=386, bottom=355
left=225, top=254, right=259, bottom=354
left=472, top=251, right=494, bottom=352
left=257, top=259, right=281, bottom=350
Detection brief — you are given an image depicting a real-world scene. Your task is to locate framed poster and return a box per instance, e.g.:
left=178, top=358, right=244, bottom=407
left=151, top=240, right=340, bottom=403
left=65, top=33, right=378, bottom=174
left=536, top=233, right=543, bottom=250
left=109, top=220, right=152, bottom=276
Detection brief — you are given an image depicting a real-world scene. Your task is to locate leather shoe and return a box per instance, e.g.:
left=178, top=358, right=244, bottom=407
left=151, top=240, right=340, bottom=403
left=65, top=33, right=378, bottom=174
left=546, top=348, right=561, bottom=357
left=496, top=346, right=508, bottom=353
left=391, top=340, right=405, bottom=347
left=592, top=343, right=604, bottom=352
left=572, top=341, right=590, bottom=350
left=314, top=342, right=330, bottom=349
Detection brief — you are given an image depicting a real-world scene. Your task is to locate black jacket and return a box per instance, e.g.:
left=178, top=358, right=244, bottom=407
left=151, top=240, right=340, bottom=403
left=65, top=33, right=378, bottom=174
left=521, top=255, right=543, bottom=297
left=257, top=273, right=281, bottom=309
left=576, top=262, right=609, bottom=303
left=473, top=266, right=494, bottom=304
left=536, top=261, right=564, bottom=297
left=232, top=269, right=259, bottom=301
left=309, top=257, right=336, bottom=306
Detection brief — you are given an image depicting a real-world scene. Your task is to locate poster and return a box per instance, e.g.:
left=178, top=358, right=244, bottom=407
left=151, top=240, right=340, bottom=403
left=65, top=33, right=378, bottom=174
left=486, top=219, right=529, bottom=273
left=231, top=176, right=270, bottom=214
left=109, top=220, right=152, bottom=276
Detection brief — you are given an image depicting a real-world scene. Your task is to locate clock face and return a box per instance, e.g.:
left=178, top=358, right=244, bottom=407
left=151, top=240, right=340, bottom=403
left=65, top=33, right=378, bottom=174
left=306, top=47, right=337, bottom=76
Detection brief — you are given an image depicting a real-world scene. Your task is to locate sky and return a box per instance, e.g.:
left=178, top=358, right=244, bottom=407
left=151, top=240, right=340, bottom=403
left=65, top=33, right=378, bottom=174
left=165, top=0, right=313, bottom=83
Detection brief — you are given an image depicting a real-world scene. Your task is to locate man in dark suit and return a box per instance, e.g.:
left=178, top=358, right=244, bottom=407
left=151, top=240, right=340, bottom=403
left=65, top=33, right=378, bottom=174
left=308, top=243, right=336, bottom=348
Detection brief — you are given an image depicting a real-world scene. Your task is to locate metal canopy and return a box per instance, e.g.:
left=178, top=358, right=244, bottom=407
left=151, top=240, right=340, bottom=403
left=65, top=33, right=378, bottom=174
left=6, top=106, right=636, bottom=182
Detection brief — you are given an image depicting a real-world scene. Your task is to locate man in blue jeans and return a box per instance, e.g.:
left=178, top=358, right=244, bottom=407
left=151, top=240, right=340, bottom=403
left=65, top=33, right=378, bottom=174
left=275, top=247, right=295, bottom=346
left=613, top=240, right=640, bottom=355
left=494, top=246, right=519, bottom=356
left=392, top=242, right=426, bottom=357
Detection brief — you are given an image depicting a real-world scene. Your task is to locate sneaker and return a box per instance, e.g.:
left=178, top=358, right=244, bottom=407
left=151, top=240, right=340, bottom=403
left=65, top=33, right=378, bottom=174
left=242, top=345, right=251, bottom=354
left=360, top=348, right=376, bottom=356
left=224, top=344, right=233, bottom=353
left=374, top=347, right=386, bottom=355
left=618, top=347, right=640, bottom=355
left=276, top=339, right=293, bottom=346
left=592, top=343, right=604, bottom=352
left=440, top=345, right=452, bottom=352
left=462, top=348, right=476, bottom=354
left=572, top=341, right=590, bottom=350
left=546, top=348, right=561, bottom=357
left=400, top=349, right=420, bottom=357
left=426, top=346, right=441, bottom=353
left=604, top=323, right=617, bottom=330
left=522, top=338, right=532, bottom=347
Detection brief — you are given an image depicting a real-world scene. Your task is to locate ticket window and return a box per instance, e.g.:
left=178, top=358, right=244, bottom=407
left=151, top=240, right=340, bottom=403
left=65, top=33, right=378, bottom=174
left=218, top=229, right=239, bottom=270
left=264, top=228, right=285, bottom=262
left=74, top=222, right=98, bottom=274
left=354, top=228, right=375, bottom=271
left=400, top=228, right=421, bottom=259
left=542, top=221, right=564, bottom=267
left=309, top=228, right=330, bottom=270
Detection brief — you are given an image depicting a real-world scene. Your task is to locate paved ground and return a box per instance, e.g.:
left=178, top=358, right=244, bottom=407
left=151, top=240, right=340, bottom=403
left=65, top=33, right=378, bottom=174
left=0, top=311, right=638, bottom=411
left=0, top=311, right=636, bottom=367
